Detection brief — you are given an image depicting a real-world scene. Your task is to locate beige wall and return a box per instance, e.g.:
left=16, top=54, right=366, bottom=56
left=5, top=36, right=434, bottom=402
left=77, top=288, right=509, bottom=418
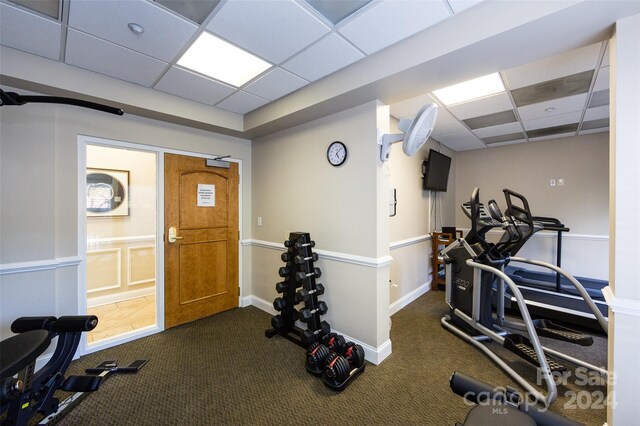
left=454, top=132, right=609, bottom=279
left=0, top=95, right=252, bottom=339
left=251, top=101, right=391, bottom=355
left=387, top=127, right=456, bottom=305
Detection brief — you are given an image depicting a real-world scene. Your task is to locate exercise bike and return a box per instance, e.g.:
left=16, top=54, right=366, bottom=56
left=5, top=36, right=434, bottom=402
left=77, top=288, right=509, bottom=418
left=440, top=188, right=607, bottom=406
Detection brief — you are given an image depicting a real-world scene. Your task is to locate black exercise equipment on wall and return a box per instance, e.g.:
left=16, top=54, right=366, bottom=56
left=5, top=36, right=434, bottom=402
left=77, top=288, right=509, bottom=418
left=265, top=232, right=330, bottom=348
left=0, top=88, right=124, bottom=115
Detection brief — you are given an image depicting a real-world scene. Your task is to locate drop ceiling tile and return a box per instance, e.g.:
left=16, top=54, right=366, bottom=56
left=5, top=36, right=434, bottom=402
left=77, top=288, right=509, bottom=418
left=304, top=0, right=374, bottom=25
left=527, top=123, right=578, bottom=139
left=68, top=0, right=197, bottom=62
left=528, top=131, right=577, bottom=142
left=483, top=132, right=526, bottom=145
left=65, top=29, right=167, bottom=87
left=601, top=42, right=610, bottom=67
left=0, top=3, right=60, bottom=60
left=463, top=110, right=516, bottom=130
left=282, top=33, right=364, bottom=82
left=593, top=66, right=609, bottom=92
left=511, top=70, right=593, bottom=107
left=243, top=68, right=308, bottom=101
left=216, top=91, right=269, bottom=115
left=10, top=0, right=59, bottom=18
left=579, top=127, right=609, bottom=136
left=338, top=0, right=450, bottom=55
left=206, top=0, right=330, bottom=64
left=390, top=94, right=439, bottom=120
left=448, top=0, right=485, bottom=14
left=448, top=92, right=513, bottom=120
left=589, top=90, right=609, bottom=108
left=503, top=42, right=602, bottom=89
left=430, top=109, right=469, bottom=137
left=523, top=111, right=581, bottom=131
left=153, top=0, right=220, bottom=24
left=434, top=131, right=485, bottom=151
left=473, top=122, right=522, bottom=138
left=583, top=105, right=609, bottom=121
left=154, top=66, right=236, bottom=105
left=517, top=93, right=587, bottom=122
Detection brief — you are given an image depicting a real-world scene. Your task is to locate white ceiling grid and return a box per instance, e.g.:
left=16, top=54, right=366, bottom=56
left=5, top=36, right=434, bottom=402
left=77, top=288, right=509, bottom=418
left=0, top=0, right=481, bottom=116
left=0, top=0, right=610, bottom=149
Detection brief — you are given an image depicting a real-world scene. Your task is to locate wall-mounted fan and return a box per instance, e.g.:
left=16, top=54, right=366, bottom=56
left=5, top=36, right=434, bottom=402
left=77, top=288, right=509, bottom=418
left=378, top=103, right=438, bottom=162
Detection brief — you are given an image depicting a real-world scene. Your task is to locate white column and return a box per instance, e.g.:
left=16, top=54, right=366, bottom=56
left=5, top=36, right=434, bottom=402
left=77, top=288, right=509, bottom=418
left=607, top=12, right=640, bottom=426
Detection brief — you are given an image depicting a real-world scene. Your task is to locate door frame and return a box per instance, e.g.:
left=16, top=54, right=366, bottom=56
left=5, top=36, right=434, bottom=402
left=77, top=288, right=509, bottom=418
left=77, top=135, right=244, bottom=355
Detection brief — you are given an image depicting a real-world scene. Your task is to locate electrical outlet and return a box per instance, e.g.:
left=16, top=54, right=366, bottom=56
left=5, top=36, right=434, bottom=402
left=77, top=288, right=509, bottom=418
left=550, top=179, right=556, bottom=187
left=257, top=216, right=262, bottom=227
left=557, top=178, right=564, bottom=186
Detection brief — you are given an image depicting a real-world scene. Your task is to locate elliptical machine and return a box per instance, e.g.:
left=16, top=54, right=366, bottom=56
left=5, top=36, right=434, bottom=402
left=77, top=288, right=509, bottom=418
left=440, top=188, right=607, bottom=406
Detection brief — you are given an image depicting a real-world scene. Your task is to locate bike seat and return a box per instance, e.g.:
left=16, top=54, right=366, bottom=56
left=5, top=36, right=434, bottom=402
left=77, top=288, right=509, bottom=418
left=0, top=330, right=51, bottom=380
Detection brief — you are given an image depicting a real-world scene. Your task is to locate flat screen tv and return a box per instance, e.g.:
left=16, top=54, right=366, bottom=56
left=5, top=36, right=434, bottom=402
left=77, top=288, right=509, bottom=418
left=422, top=149, right=451, bottom=192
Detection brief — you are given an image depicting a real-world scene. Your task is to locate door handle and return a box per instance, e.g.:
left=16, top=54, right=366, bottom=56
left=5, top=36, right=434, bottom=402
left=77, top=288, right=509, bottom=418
left=168, top=227, right=183, bottom=243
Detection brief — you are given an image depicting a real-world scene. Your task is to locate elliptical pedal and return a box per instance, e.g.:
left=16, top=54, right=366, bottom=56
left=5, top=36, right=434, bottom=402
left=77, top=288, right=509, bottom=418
left=532, top=319, right=593, bottom=346
left=503, top=334, right=566, bottom=372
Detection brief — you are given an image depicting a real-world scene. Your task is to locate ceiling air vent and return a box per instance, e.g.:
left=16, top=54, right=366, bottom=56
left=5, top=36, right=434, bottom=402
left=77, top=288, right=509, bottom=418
left=511, top=70, right=594, bottom=107
left=526, top=123, right=579, bottom=139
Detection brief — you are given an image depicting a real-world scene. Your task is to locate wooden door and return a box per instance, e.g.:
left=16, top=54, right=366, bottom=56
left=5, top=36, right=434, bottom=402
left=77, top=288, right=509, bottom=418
left=164, top=153, right=239, bottom=328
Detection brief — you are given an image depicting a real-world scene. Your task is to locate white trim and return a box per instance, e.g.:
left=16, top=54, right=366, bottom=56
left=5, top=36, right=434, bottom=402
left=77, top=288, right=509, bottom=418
left=86, top=248, right=122, bottom=293
left=390, top=282, right=430, bottom=315
left=87, top=287, right=155, bottom=308
left=248, top=295, right=392, bottom=364
left=603, top=286, right=640, bottom=317
left=0, top=256, right=81, bottom=275
left=87, top=235, right=155, bottom=244
left=243, top=239, right=393, bottom=268
left=389, top=234, right=431, bottom=250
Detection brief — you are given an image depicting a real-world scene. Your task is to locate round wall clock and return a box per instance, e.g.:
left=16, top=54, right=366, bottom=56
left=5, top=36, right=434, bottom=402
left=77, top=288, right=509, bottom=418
left=327, top=141, right=347, bottom=167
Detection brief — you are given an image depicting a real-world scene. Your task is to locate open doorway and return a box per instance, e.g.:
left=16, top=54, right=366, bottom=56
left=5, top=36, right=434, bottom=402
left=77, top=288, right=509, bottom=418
left=84, top=143, right=158, bottom=344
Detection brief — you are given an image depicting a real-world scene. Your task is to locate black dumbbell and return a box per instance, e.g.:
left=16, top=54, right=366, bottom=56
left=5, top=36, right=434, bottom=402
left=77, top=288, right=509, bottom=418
left=324, top=342, right=366, bottom=384
left=299, top=301, right=328, bottom=322
left=306, top=334, right=346, bottom=371
left=273, top=297, right=287, bottom=311
left=271, top=309, right=298, bottom=330
left=275, top=281, right=288, bottom=294
left=294, top=253, right=319, bottom=264
left=302, top=320, right=330, bottom=345
left=294, top=240, right=315, bottom=249
left=284, top=239, right=315, bottom=248
left=278, top=266, right=291, bottom=277
left=295, top=268, right=321, bottom=282
left=295, top=283, right=325, bottom=303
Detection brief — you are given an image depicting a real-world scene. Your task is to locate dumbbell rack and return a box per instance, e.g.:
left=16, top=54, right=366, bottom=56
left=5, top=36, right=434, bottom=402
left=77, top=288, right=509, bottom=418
left=265, top=232, right=329, bottom=348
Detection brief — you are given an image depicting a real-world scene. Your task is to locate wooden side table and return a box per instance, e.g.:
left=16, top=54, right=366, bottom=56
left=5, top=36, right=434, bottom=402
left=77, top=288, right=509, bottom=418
left=431, top=231, right=463, bottom=291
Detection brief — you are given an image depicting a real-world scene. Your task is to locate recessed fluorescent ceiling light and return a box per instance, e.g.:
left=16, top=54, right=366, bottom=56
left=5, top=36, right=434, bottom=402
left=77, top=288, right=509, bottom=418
left=433, top=73, right=505, bottom=106
left=178, top=33, right=272, bottom=87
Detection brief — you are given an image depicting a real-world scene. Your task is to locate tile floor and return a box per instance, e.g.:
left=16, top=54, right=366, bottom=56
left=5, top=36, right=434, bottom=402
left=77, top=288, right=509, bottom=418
left=87, top=294, right=156, bottom=343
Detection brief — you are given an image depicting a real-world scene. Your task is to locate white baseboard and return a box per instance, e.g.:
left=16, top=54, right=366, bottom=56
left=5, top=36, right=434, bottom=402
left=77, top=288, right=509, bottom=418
left=87, top=287, right=155, bottom=308
left=390, top=282, right=430, bottom=316
left=248, top=295, right=392, bottom=364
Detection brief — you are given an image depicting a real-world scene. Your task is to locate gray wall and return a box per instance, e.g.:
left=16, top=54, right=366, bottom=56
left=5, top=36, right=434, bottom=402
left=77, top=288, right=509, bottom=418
left=454, top=132, right=609, bottom=279
left=0, top=96, right=252, bottom=339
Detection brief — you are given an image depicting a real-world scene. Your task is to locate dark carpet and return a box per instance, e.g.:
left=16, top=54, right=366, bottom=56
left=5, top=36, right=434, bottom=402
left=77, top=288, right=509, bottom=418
left=55, top=291, right=607, bottom=425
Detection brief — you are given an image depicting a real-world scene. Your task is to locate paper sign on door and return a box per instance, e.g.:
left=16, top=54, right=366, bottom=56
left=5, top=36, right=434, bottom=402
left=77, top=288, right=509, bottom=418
left=197, top=184, right=215, bottom=207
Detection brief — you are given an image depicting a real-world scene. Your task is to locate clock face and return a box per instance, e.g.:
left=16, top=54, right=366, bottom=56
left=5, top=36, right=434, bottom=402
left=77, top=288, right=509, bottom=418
left=327, top=141, right=347, bottom=166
